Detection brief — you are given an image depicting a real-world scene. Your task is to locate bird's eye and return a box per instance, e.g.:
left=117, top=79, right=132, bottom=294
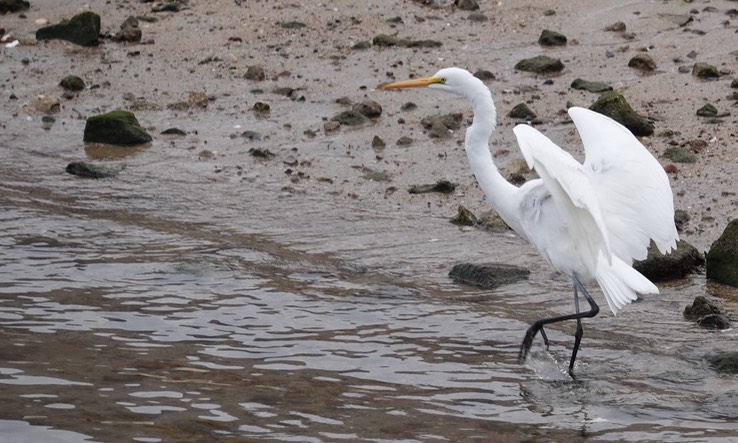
left=440, top=77, right=447, bottom=84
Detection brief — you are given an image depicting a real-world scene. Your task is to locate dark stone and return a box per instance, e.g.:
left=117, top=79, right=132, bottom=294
left=408, top=180, right=457, bottom=194
left=248, top=147, right=275, bottom=159
left=514, top=55, right=564, bottom=74
left=404, top=39, right=442, bottom=48
left=36, top=11, right=101, bottom=47
left=455, top=0, right=479, bottom=11
left=396, top=136, right=413, bottom=146
left=692, top=62, right=720, bottom=79
left=605, top=21, right=626, bottom=32
left=451, top=205, right=477, bottom=226
left=628, top=53, right=657, bottom=71
left=83, top=110, right=152, bottom=146
left=449, top=262, right=530, bottom=289
left=427, top=120, right=451, bottom=138
left=353, top=100, right=383, bottom=118
left=244, top=66, right=266, bottom=81
left=538, top=29, right=567, bottom=46
left=352, top=40, right=371, bottom=50
left=372, top=34, right=442, bottom=48
left=279, top=21, right=306, bottom=29
left=59, top=75, right=85, bottom=91
left=152, top=2, right=182, bottom=13
left=113, top=16, right=142, bottom=43
left=400, top=102, right=418, bottom=112
left=473, top=69, right=496, bottom=81
left=589, top=91, right=654, bottom=136
left=331, top=110, right=370, bottom=126
left=161, top=127, right=186, bottom=135
left=684, top=295, right=725, bottom=320
left=571, top=78, right=613, bottom=93
left=707, top=352, right=738, bottom=373
left=508, top=103, right=536, bottom=120
left=372, top=34, right=399, bottom=47
left=420, top=113, right=463, bottom=131
left=240, top=130, right=261, bottom=141
left=696, top=103, right=718, bottom=117
left=0, top=0, right=29, bottom=13
left=371, top=135, right=385, bottom=149
left=634, top=240, right=704, bottom=281
left=253, top=102, right=270, bottom=114
left=697, top=314, right=731, bottom=330
left=66, top=161, right=118, bottom=179
left=706, top=219, right=738, bottom=287
left=661, top=146, right=697, bottom=163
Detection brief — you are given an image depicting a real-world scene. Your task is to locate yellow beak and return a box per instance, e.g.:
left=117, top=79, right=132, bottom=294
left=381, top=76, right=442, bottom=90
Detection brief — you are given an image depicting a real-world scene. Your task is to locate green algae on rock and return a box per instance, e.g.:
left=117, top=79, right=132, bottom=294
left=83, top=110, right=152, bottom=146
left=589, top=91, right=654, bottom=136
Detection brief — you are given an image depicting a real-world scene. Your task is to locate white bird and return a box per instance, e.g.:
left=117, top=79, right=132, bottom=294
left=382, top=67, right=678, bottom=375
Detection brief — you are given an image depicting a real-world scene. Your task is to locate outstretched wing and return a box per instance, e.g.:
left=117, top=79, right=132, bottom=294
left=569, top=107, right=678, bottom=262
left=513, top=123, right=611, bottom=277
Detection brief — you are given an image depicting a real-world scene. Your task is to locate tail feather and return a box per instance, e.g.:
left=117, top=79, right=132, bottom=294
left=595, top=255, right=658, bottom=315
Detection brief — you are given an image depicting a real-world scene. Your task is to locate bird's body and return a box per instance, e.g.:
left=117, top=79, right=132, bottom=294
left=382, top=67, right=678, bottom=374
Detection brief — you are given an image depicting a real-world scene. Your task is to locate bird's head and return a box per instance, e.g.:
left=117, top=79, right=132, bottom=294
left=381, top=67, right=480, bottom=98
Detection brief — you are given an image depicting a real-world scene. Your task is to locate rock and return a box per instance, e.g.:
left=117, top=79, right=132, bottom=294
left=467, top=13, right=488, bottom=22
left=363, top=170, right=391, bottom=182
left=706, top=219, right=738, bottom=287
left=589, top=91, right=654, bottom=136
left=538, top=29, right=567, bottom=46
left=279, top=21, right=306, bottom=29
left=83, top=110, right=152, bottom=146
left=59, top=75, right=85, bottom=91
left=371, top=135, right=386, bottom=149
left=162, top=128, right=186, bottom=135
left=451, top=205, right=477, bottom=226
left=455, top=0, right=479, bottom=11
left=514, top=55, right=564, bottom=74
left=36, top=11, right=101, bottom=47
left=152, top=2, right=183, bottom=13
left=628, top=53, right=657, bottom=71
left=248, top=147, right=275, bottom=159
left=353, top=100, right=383, bottom=118
left=692, top=62, right=720, bottom=79
left=428, top=120, right=451, bottom=139
left=605, top=21, right=626, bottom=32
left=244, top=66, right=266, bottom=81
left=697, top=314, right=731, bottom=330
left=331, top=110, right=370, bottom=126
left=352, top=40, right=372, bottom=50
left=396, top=136, right=413, bottom=146
left=634, top=240, right=704, bottom=281
left=0, top=0, right=29, bottom=13
left=449, top=262, right=530, bottom=289
left=731, top=78, right=738, bottom=89
left=372, top=34, right=399, bottom=47
left=113, top=16, right=142, bottom=42
left=420, top=113, right=463, bottom=131
left=400, top=102, right=418, bottom=112
left=252, top=102, right=270, bottom=114
left=508, top=103, right=536, bottom=120
left=66, top=161, right=118, bottom=179
left=476, top=210, right=510, bottom=232
left=570, top=78, right=613, bottom=93
left=661, top=146, right=697, bottom=163
left=473, top=69, right=496, bottom=81
left=707, top=352, right=738, bottom=373
left=684, top=295, right=725, bottom=320
left=372, top=33, right=442, bottom=48
left=323, top=121, right=340, bottom=133
left=696, top=103, right=718, bottom=117
left=408, top=180, right=457, bottom=194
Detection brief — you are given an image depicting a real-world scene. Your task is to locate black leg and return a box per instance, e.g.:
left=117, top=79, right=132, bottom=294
left=518, top=275, right=600, bottom=375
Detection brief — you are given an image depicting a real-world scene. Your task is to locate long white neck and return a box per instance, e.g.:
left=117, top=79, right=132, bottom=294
left=461, top=80, right=524, bottom=234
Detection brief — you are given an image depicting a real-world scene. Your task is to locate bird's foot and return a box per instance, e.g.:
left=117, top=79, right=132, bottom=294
left=518, top=324, right=540, bottom=363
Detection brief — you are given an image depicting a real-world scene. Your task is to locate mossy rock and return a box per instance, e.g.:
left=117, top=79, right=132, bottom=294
left=59, top=75, right=85, bottom=91
left=706, top=352, right=738, bottom=373
left=696, top=103, right=718, bottom=117
left=331, top=110, right=370, bottom=126
left=514, top=55, right=564, bottom=74
left=589, top=91, right=654, bottom=136
left=571, top=78, right=612, bottom=93
left=65, top=161, right=118, bottom=179
left=684, top=295, right=725, bottom=320
left=508, top=103, right=536, bottom=119
left=634, top=240, right=704, bottom=281
left=449, top=262, right=530, bottom=289
left=36, top=11, right=101, bottom=47
left=706, top=219, right=738, bottom=287
left=451, top=205, right=477, bottom=226
left=420, top=113, right=463, bottom=130
left=476, top=210, right=510, bottom=232
left=661, top=146, right=697, bottom=163
left=83, top=110, right=153, bottom=146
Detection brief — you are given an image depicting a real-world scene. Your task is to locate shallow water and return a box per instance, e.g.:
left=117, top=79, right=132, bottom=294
left=1, top=123, right=738, bottom=443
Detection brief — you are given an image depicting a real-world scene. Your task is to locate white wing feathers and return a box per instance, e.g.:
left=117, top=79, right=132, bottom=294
left=569, top=107, right=679, bottom=261
left=514, top=123, right=612, bottom=275
left=513, top=111, right=676, bottom=315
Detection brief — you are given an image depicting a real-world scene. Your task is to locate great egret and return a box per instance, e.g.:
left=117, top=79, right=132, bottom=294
left=382, top=67, right=678, bottom=375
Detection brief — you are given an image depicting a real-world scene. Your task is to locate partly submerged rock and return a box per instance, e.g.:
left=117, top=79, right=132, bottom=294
left=83, top=110, right=152, bottom=146
left=65, top=161, right=118, bottom=179
left=36, top=11, right=101, bottom=47
left=514, top=55, right=564, bottom=74
left=707, top=352, right=738, bottom=373
left=706, top=219, right=738, bottom=287
left=634, top=240, right=704, bottom=281
left=684, top=295, right=725, bottom=320
left=449, top=262, right=530, bottom=289
left=589, top=91, right=654, bottom=136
